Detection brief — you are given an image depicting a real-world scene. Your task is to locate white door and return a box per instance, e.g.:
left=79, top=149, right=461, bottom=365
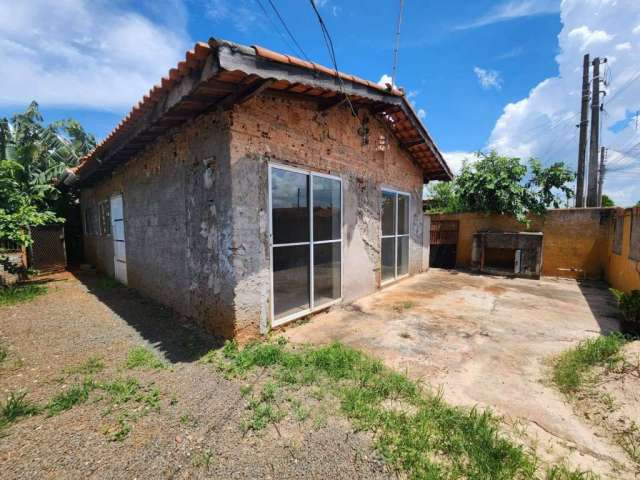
left=110, top=194, right=127, bottom=285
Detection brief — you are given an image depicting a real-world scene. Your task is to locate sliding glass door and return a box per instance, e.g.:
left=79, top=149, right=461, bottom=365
left=381, top=189, right=410, bottom=283
left=270, top=165, right=342, bottom=325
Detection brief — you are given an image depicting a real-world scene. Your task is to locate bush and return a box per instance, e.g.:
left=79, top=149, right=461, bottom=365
left=611, top=289, right=640, bottom=324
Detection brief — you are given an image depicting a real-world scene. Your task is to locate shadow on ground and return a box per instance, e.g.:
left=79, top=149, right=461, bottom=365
left=69, top=270, right=222, bottom=363
left=577, top=279, right=623, bottom=334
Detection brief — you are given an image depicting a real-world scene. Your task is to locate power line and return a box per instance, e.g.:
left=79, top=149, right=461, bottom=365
left=265, top=0, right=311, bottom=62
left=308, top=0, right=358, bottom=118
left=253, top=0, right=298, bottom=55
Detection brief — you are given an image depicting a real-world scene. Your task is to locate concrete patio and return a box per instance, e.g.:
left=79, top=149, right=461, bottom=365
left=285, top=268, right=631, bottom=477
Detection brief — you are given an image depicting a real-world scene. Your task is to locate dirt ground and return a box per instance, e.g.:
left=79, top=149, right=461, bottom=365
left=285, top=268, right=636, bottom=479
left=0, top=272, right=389, bottom=480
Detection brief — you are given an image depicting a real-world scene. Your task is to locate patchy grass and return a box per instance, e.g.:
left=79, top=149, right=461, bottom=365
left=551, top=333, right=627, bottom=394
left=203, top=339, right=595, bottom=479
left=125, top=346, right=167, bottom=370
left=46, top=379, right=95, bottom=417
left=545, top=464, right=599, bottom=479
left=1, top=391, right=41, bottom=427
left=65, top=356, right=105, bottom=375
left=0, top=284, right=47, bottom=307
left=95, top=277, right=122, bottom=290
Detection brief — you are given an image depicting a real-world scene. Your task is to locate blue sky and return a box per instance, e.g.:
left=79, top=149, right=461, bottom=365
left=1, top=0, right=639, bottom=204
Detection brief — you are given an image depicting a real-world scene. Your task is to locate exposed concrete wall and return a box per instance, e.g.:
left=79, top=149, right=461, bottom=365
left=430, top=208, right=614, bottom=279
left=228, top=92, right=427, bottom=335
left=605, top=208, right=640, bottom=292
left=80, top=110, right=236, bottom=337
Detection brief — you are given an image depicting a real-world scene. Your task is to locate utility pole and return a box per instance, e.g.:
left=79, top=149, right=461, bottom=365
left=587, top=56, right=606, bottom=207
left=576, top=53, right=590, bottom=208
left=391, top=0, right=405, bottom=87
left=597, top=146, right=606, bottom=207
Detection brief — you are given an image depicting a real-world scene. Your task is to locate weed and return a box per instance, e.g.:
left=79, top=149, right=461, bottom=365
left=192, top=448, right=214, bottom=467
left=545, top=464, right=600, bottom=479
left=552, top=333, right=627, bottom=394
left=287, top=397, right=310, bottom=422
left=66, top=356, right=105, bottom=375
left=100, top=377, right=141, bottom=404
left=1, top=391, right=41, bottom=426
left=0, top=344, right=7, bottom=363
left=240, top=385, right=253, bottom=398
left=0, top=284, right=47, bottom=307
left=107, top=414, right=132, bottom=442
left=392, top=301, right=414, bottom=313
left=96, top=277, right=121, bottom=290
left=125, top=346, right=166, bottom=370
left=169, top=395, right=178, bottom=406
left=46, top=378, right=95, bottom=416
left=180, top=412, right=198, bottom=427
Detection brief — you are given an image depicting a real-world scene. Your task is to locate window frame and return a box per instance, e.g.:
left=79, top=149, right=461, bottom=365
left=268, top=163, right=344, bottom=328
left=99, top=200, right=112, bottom=236
left=380, top=188, right=411, bottom=286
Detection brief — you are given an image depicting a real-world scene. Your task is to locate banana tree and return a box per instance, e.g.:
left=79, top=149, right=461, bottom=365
left=0, top=101, right=96, bottom=246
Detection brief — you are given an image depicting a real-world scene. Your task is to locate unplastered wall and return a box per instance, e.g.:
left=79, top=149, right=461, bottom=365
left=228, top=92, right=427, bottom=335
left=429, top=208, right=613, bottom=279
left=80, top=109, right=235, bottom=337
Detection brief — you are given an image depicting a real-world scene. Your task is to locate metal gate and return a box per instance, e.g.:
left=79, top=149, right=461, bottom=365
left=429, top=220, right=459, bottom=268
left=29, top=225, right=67, bottom=272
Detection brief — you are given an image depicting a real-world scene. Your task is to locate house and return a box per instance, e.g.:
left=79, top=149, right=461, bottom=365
left=62, top=38, right=452, bottom=340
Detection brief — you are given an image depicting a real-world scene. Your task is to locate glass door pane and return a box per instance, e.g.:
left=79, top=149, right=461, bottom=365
left=381, top=237, right=396, bottom=281
left=272, top=169, right=309, bottom=244
left=313, top=242, right=341, bottom=306
left=313, top=176, right=341, bottom=241
left=397, top=236, right=409, bottom=276
left=397, top=194, right=409, bottom=235
left=273, top=245, right=310, bottom=318
left=381, top=191, right=396, bottom=236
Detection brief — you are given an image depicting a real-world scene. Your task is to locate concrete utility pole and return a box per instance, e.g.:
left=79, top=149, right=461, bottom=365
left=597, top=146, right=606, bottom=207
left=576, top=54, right=590, bottom=208
left=587, top=56, right=606, bottom=207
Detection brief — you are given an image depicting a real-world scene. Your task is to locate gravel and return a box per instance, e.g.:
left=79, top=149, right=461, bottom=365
left=0, top=272, right=392, bottom=479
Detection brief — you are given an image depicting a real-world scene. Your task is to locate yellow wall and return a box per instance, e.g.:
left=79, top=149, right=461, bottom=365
left=430, top=208, right=612, bottom=279
left=605, top=208, right=640, bottom=292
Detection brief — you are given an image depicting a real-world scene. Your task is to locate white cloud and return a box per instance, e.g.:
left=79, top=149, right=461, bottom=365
left=633, top=25, right=640, bottom=35
left=473, top=67, right=503, bottom=90
left=377, top=74, right=394, bottom=87
left=455, top=0, right=560, bottom=30
left=417, top=109, right=426, bottom=120
left=615, top=42, right=632, bottom=51
left=332, top=6, right=342, bottom=17
left=206, top=0, right=260, bottom=33
left=486, top=0, right=640, bottom=206
left=567, top=26, right=614, bottom=50
left=0, top=0, right=189, bottom=110
left=443, top=151, right=477, bottom=174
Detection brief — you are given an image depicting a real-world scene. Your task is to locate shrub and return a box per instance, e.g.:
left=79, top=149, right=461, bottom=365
left=611, top=289, right=640, bottom=324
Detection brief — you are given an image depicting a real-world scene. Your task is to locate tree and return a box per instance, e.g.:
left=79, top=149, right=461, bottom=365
left=424, top=181, right=461, bottom=214
left=0, top=102, right=95, bottom=246
left=425, top=151, right=576, bottom=224
left=601, top=195, right=615, bottom=207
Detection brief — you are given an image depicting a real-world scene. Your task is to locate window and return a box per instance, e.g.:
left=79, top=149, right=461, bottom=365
left=99, top=201, right=111, bottom=235
left=270, top=165, right=342, bottom=325
left=84, top=206, right=99, bottom=236
left=381, top=189, right=410, bottom=283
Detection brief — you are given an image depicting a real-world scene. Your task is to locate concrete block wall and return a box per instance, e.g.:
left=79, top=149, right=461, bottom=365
left=80, top=109, right=236, bottom=337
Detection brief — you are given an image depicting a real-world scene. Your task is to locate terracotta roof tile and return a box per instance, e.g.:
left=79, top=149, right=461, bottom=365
left=73, top=38, right=450, bottom=182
